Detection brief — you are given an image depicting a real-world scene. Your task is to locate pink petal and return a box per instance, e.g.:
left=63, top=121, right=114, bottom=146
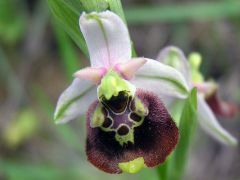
left=74, top=67, right=107, bottom=84
left=113, top=58, right=147, bottom=80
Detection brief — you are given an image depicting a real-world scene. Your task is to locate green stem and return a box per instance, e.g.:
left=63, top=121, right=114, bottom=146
left=156, top=160, right=169, bottom=180
left=157, top=88, right=197, bottom=180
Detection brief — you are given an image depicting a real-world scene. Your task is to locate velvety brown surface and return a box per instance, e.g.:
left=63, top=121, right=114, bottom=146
left=86, top=89, right=179, bottom=174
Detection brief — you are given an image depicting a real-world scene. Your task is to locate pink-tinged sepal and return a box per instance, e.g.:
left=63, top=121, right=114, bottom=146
left=74, top=67, right=107, bottom=84
left=114, top=58, right=147, bottom=80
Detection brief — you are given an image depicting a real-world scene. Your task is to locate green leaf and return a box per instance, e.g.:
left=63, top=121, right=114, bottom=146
left=52, top=22, right=82, bottom=80
left=62, top=0, right=85, bottom=14
left=125, top=1, right=240, bottom=24
left=48, top=0, right=127, bottom=58
left=156, top=159, right=169, bottom=180
left=106, top=0, right=126, bottom=22
left=0, top=0, right=26, bottom=45
left=80, top=0, right=108, bottom=12
left=48, top=0, right=88, bottom=56
left=170, top=88, right=197, bottom=180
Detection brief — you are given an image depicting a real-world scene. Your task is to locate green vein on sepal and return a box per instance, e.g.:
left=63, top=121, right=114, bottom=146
left=54, top=85, right=95, bottom=122
left=136, top=74, right=189, bottom=97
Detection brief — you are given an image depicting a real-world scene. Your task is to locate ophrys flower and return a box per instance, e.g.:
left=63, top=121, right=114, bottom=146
left=54, top=11, right=189, bottom=174
left=157, top=46, right=238, bottom=146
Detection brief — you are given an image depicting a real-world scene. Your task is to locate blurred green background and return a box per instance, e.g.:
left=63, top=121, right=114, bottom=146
left=0, top=0, right=239, bottom=180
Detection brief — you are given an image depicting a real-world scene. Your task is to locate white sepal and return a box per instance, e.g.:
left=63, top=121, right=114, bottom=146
left=132, top=58, right=190, bottom=99
left=54, top=78, right=97, bottom=124
left=197, top=95, right=237, bottom=146
left=79, top=11, right=131, bottom=68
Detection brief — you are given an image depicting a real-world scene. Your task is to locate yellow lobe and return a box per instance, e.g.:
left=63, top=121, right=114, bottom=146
left=118, top=157, right=146, bottom=174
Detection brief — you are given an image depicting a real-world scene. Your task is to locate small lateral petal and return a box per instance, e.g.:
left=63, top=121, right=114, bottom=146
left=74, top=67, right=107, bottom=84
left=197, top=95, right=237, bottom=146
left=114, top=58, right=147, bottom=80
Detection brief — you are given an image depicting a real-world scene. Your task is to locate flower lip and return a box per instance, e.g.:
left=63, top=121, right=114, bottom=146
left=86, top=89, right=179, bottom=174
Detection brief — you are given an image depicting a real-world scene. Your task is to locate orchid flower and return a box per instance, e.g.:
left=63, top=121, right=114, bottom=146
left=157, top=46, right=238, bottom=146
left=54, top=11, right=190, bottom=174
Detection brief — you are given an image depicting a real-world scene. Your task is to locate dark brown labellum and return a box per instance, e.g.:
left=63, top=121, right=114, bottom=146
left=86, top=89, right=179, bottom=174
